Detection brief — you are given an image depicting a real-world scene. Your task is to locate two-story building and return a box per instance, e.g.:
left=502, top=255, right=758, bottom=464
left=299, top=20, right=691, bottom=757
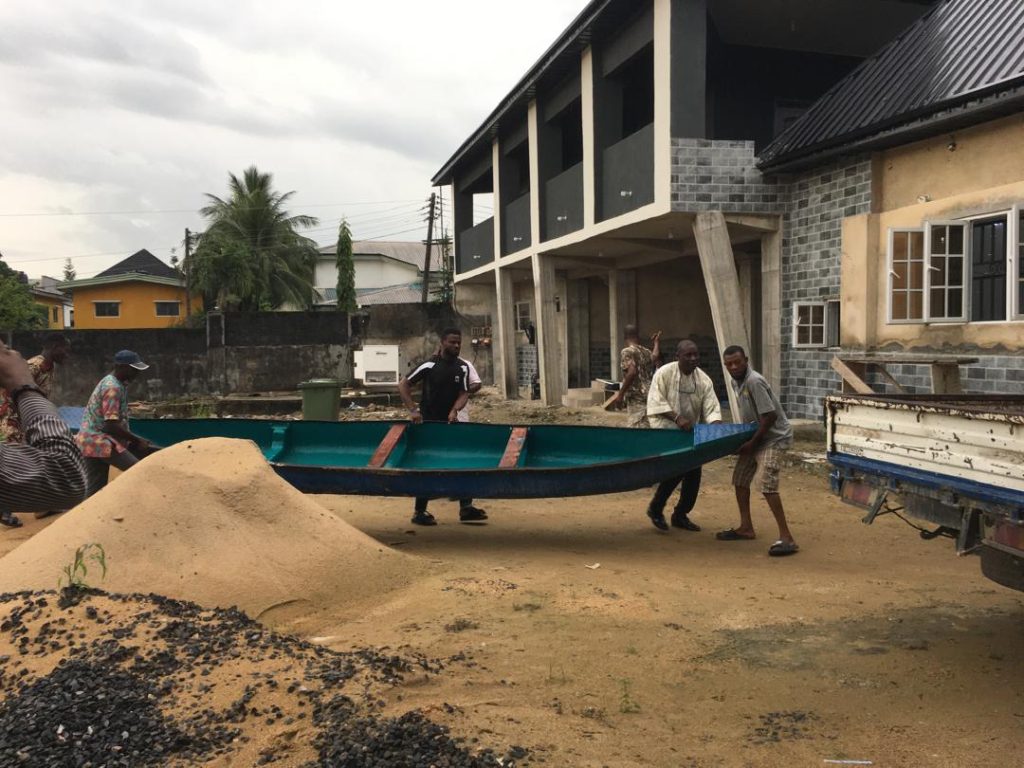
left=60, top=249, right=198, bottom=329
left=311, top=240, right=442, bottom=308
left=432, top=0, right=961, bottom=418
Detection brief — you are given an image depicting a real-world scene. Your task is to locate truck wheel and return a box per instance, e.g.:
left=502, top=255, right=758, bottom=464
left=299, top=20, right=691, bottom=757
left=980, top=546, right=1024, bottom=592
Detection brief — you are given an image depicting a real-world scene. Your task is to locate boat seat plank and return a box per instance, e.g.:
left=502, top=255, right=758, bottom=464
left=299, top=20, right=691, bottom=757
left=499, top=427, right=528, bottom=468
left=368, top=423, right=407, bottom=468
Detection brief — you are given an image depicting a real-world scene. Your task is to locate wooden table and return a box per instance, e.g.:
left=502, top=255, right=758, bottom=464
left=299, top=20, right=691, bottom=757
left=830, top=354, right=979, bottom=395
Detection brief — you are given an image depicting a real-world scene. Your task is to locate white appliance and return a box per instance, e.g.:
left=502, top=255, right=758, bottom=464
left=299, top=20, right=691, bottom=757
left=353, top=345, right=401, bottom=387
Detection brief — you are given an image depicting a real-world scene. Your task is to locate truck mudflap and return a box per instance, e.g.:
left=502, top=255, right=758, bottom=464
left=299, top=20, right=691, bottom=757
left=980, top=519, right=1024, bottom=591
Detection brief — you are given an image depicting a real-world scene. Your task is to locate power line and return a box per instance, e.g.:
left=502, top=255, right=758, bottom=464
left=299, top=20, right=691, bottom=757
left=0, top=198, right=424, bottom=218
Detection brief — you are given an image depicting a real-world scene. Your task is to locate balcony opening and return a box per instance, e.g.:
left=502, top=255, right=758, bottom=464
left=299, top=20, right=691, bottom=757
left=501, top=133, right=532, bottom=255
left=616, top=44, right=654, bottom=140
left=541, top=96, right=584, bottom=241
left=454, top=159, right=495, bottom=274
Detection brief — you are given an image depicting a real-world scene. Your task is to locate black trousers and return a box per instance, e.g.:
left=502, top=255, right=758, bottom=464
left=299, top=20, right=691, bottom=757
left=415, top=497, right=471, bottom=512
left=648, top=467, right=702, bottom=518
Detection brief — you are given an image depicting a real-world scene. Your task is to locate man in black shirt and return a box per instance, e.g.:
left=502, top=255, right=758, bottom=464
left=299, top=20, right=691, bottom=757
left=398, top=327, right=488, bottom=526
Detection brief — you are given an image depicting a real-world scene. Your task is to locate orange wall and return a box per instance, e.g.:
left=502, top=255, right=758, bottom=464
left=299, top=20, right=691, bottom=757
left=71, top=281, right=201, bottom=329
left=34, top=296, right=68, bottom=329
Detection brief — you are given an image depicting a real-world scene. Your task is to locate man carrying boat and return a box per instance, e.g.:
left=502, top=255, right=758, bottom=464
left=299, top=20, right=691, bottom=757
left=644, top=339, right=721, bottom=532
left=718, top=345, right=798, bottom=557
left=399, top=328, right=488, bottom=526
left=77, top=350, right=159, bottom=497
left=609, top=325, right=661, bottom=427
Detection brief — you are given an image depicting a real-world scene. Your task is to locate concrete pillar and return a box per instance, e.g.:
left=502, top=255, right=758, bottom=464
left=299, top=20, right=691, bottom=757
left=491, top=139, right=503, bottom=261
left=495, top=267, right=519, bottom=398
left=581, top=47, right=597, bottom=229
left=567, top=279, right=591, bottom=387
left=694, top=211, right=751, bottom=420
left=532, top=253, right=563, bottom=405
left=760, top=226, right=782, bottom=393
left=528, top=101, right=542, bottom=248
left=608, top=268, right=619, bottom=381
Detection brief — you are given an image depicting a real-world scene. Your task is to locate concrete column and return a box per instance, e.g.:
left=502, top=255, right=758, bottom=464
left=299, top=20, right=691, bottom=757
left=491, top=139, right=503, bottom=260
left=653, top=0, right=674, bottom=207
left=495, top=267, right=519, bottom=398
left=760, top=226, right=782, bottom=393
left=694, top=211, right=751, bottom=420
left=567, top=279, right=591, bottom=387
left=528, top=101, right=542, bottom=248
left=608, top=268, right=619, bottom=381
left=581, top=47, right=597, bottom=228
left=532, top=253, right=564, bottom=405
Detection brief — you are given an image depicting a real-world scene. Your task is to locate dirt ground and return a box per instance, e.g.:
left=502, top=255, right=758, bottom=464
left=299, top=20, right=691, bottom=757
left=3, top=388, right=1023, bottom=767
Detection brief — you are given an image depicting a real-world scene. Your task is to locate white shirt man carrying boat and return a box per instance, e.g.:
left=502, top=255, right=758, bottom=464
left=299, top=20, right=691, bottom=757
left=643, top=340, right=722, bottom=532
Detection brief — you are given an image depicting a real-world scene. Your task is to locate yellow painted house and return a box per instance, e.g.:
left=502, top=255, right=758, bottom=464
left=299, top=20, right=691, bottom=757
left=60, top=249, right=200, bottom=329
left=29, top=277, right=71, bottom=329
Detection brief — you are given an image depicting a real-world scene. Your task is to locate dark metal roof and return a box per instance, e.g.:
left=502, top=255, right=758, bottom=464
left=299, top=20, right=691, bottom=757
left=759, top=0, right=1024, bottom=171
left=96, top=249, right=178, bottom=279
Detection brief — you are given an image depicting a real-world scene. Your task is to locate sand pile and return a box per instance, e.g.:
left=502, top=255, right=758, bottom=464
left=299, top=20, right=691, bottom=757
left=0, top=438, right=425, bottom=621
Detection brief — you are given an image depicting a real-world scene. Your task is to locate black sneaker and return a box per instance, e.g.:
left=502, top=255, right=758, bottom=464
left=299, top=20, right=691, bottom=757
left=411, top=511, right=437, bottom=526
left=670, top=514, right=701, bottom=532
left=459, top=506, right=488, bottom=522
left=646, top=508, right=669, bottom=532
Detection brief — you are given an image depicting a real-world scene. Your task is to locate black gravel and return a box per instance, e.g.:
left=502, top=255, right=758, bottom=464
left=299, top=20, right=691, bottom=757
left=0, top=589, right=527, bottom=767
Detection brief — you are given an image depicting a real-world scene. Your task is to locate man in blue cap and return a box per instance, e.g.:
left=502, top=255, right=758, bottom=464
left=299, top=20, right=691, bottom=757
left=77, top=350, right=159, bottom=496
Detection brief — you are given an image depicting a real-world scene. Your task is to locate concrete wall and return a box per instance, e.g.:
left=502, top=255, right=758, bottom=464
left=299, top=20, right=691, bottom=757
left=11, top=305, right=493, bottom=405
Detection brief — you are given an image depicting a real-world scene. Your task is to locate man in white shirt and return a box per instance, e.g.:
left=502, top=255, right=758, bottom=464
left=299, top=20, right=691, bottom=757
left=644, top=340, right=722, bottom=531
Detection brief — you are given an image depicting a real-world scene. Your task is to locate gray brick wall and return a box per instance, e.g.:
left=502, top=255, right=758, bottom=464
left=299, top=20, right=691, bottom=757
left=780, top=160, right=873, bottom=418
left=866, top=355, right=1024, bottom=396
left=516, top=344, right=538, bottom=386
left=671, top=139, right=786, bottom=214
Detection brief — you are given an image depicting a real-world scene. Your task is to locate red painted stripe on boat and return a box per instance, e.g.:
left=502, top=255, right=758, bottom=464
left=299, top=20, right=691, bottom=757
left=368, top=423, right=407, bottom=468
left=499, top=427, right=528, bottom=468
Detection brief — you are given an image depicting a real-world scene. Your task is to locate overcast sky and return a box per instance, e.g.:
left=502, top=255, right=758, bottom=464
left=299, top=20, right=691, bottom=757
left=0, top=0, right=584, bottom=279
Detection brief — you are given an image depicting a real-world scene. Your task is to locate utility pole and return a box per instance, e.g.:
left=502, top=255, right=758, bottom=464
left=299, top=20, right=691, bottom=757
left=184, top=228, right=193, bottom=317
left=421, top=192, right=436, bottom=304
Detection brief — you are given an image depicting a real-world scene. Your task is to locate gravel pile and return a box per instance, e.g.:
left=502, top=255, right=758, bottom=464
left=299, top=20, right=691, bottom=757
left=0, top=589, right=526, bottom=767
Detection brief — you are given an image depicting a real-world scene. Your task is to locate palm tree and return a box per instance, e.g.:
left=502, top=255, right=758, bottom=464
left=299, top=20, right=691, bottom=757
left=193, top=166, right=319, bottom=310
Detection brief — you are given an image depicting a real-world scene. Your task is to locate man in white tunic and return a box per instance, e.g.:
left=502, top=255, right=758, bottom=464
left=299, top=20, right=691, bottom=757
left=644, top=340, right=722, bottom=531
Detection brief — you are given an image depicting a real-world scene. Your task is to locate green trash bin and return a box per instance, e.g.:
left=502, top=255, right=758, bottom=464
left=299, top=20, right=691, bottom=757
left=298, top=379, right=341, bottom=421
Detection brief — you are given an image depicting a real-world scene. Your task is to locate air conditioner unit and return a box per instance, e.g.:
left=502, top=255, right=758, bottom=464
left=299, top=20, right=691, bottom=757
left=353, top=345, right=401, bottom=387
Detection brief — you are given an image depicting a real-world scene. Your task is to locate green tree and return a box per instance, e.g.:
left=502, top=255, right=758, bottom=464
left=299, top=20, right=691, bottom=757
left=192, top=166, right=319, bottom=311
left=0, top=274, right=46, bottom=330
left=63, top=258, right=76, bottom=282
left=334, top=219, right=357, bottom=312
left=430, top=231, right=454, bottom=306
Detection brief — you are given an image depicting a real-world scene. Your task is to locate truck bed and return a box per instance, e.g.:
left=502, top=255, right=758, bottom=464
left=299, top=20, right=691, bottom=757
left=826, top=394, right=1024, bottom=508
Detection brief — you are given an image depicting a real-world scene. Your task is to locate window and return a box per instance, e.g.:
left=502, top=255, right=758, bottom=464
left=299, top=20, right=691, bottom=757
left=51, top=306, right=59, bottom=324
left=514, top=301, right=532, bottom=332
left=888, top=229, right=925, bottom=321
left=94, top=301, right=120, bottom=318
left=793, top=301, right=840, bottom=349
left=926, top=222, right=966, bottom=321
left=793, top=302, right=825, bottom=347
left=826, top=299, right=841, bottom=348
left=155, top=301, right=181, bottom=317
left=970, top=216, right=1007, bottom=322
left=1018, top=208, right=1024, bottom=318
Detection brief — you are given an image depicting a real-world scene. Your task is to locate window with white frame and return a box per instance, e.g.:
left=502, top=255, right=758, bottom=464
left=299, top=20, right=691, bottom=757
left=889, top=208, right=1024, bottom=324
left=93, top=301, right=120, bottom=318
left=514, top=301, right=532, bottom=332
left=155, top=301, right=181, bottom=317
left=793, top=302, right=826, bottom=348
left=889, top=229, right=925, bottom=321
left=1018, top=208, right=1024, bottom=318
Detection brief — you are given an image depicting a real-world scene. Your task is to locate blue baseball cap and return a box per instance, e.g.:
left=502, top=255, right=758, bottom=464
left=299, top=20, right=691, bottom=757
left=113, top=350, right=150, bottom=370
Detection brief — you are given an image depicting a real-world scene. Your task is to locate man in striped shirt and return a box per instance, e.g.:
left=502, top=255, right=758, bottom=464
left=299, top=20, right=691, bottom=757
left=0, top=340, right=87, bottom=520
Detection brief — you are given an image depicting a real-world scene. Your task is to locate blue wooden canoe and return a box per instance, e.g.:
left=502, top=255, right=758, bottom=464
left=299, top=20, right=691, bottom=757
left=109, top=418, right=754, bottom=499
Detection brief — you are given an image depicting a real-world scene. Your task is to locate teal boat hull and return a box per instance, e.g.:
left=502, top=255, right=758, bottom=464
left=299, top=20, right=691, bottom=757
left=121, top=419, right=754, bottom=499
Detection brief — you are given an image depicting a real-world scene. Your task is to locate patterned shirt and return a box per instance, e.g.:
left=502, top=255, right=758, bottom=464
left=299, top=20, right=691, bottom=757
left=0, top=354, right=56, bottom=444
left=620, top=344, right=655, bottom=407
left=76, top=374, right=130, bottom=458
left=0, top=392, right=87, bottom=512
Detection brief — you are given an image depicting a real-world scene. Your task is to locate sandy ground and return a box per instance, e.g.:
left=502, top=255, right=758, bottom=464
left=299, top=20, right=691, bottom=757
left=3, top=389, right=1023, bottom=767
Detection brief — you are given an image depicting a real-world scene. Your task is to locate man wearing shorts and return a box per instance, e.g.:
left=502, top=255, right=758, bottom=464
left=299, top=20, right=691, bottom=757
left=716, top=345, right=798, bottom=556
